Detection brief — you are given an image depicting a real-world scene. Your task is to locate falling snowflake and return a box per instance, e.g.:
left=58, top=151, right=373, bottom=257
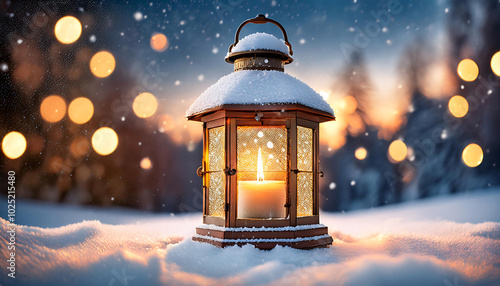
left=133, top=12, right=143, bottom=21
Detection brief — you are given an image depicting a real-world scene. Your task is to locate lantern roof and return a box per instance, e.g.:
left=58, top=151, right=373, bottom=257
left=186, top=69, right=335, bottom=118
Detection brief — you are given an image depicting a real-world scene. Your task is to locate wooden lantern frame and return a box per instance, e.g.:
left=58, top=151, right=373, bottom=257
left=188, top=14, right=334, bottom=249
left=189, top=104, right=334, bottom=249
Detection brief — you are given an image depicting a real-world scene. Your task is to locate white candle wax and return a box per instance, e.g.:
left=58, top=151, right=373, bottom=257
left=237, top=180, right=286, bottom=219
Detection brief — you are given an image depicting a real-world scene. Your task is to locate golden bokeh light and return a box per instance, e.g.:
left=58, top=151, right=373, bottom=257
left=140, top=157, right=152, bottom=170
left=462, top=143, right=483, bottom=168
left=40, top=95, right=67, bottom=123
left=90, top=51, right=116, bottom=78
left=2, top=131, right=27, bottom=159
left=91, top=127, right=118, bottom=156
left=457, top=59, right=479, bottom=82
left=150, top=33, right=169, bottom=52
left=68, top=97, right=94, bottom=124
left=340, top=95, right=358, bottom=114
left=354, top=147, right=367, bottom=160
left=54, top=16, right=82, bottom=44
left=448, top=95, right=469, bottom=118
left=491, top=51, right=500, bottom=77
left=388, top=140, right=407, bottom=162
left=133, top=92, right=158, bottom=118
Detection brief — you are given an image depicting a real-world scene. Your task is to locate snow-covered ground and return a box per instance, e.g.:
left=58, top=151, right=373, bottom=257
left=1, top=190, right=499, bottom=286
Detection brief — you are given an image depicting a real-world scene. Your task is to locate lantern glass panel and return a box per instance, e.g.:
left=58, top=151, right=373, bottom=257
left=236, top=126, right=288, bottom=219
left=297, top=126, right=314, bottom=217
left=207, top=126, right=225, bottom=218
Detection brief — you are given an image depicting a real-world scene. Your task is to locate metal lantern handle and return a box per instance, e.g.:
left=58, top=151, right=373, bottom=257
left=228, top=14, right=293, bottom=56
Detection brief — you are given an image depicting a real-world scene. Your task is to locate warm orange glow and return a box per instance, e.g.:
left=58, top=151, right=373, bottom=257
left=448, top=95, right=469, bottom=118
left=40, top=95, right=66, bottom=123
left=133, top=92, right=158, bottom=118
left=54, top=16, right=82, bottom=44
left=491, top=51, right=500, bottom=77
left=341, top=95, right=358, bottom=114
left=354, top=147, right=367, bottom=160
left=158, top=114, right=175, bottom=133
left=70, top=136, right=90, bottom=157
left=140, top=157, right=152, bottom=169
left=150, top=33, right=169, bottom=52
left=90, top=51, right=115, bottom=78
left=91, top=127, right=118, bottom=156
left=68, top=97, right=94, bottom=124
left=457, top=59, right=479, bottom=82
left=462, top=143, right=483, bottom=167
left=388, top=140, right=407, bottom=162
left=2, top=131, right=27, bottom=159
left=257, top=148, right=264, bottom=181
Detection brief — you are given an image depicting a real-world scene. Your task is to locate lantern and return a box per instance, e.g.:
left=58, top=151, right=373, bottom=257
left=187, top=15, right=335, bottom=249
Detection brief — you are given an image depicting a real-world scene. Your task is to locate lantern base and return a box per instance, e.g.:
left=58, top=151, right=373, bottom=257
left=193, top=224, right=333, bottom=250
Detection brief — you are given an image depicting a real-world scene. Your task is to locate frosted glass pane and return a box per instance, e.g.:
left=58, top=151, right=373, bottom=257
left=207, top=126, right=225, bottom=218
left=208, top=126, right=225, bottom=172
left=297, top=126, right=313, bottom=171
left=208, top=172, right=225, bottom=218
left=297, top=172, right=313, bottom=217
left=297, top=126, right=313, bottom=217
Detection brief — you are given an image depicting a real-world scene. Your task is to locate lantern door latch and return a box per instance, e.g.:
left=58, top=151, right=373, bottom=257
left=224, top=167, right=236, bottom=176
left=291, top=169, right=324, bottom=177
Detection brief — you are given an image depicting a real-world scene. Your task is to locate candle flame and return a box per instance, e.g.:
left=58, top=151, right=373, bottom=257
left=257, top=147, right=264, bottom=181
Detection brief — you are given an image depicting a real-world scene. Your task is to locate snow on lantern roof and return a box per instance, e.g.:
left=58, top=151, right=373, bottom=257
left=230, top=32, right=290, bottom=55
left=186, top=70, right=334, bottom=117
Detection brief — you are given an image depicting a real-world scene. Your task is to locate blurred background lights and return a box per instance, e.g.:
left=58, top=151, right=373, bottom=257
left=354, top=147, right=367, bottom=160
left=491, top=51, right=500, bottom=77
left=91, top=127, right=118, bottom=156
left=158, top=114, right=175, bottom=133
left=133, top=92, right=158, bottom=118
left=340, top=95, right=357, bottom=114
left=2, top=131, right=27, bottom=159
left=150, top=33, right=169, bottom=52
left=90, top=51, right=116, bottom=78
left=388, top=140, right=407, bottom=162
left=457, top=59, right=479, bottom=82
left=462, top=143, right=483, bottom=167
left=70, top=136, right=90, bottom=158
left=68, top=97, right=94, bottom=124
left=54, top=16, right=82, bottom=44
left=448, top=95, right=469, bottom=118
left=40, top=95, right=67, bottom=123
left=140, top=157, right=152, bottom=169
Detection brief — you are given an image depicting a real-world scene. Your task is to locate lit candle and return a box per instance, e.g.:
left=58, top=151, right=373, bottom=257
left=238, top=148, right=286, bottom=219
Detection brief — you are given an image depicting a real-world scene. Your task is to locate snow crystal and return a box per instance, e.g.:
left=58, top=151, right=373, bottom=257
left=186, top=70, right=334, bottom=117
left=0, top=63, right=8, bottom=72
left=231, top=32, right=289, bottom=55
